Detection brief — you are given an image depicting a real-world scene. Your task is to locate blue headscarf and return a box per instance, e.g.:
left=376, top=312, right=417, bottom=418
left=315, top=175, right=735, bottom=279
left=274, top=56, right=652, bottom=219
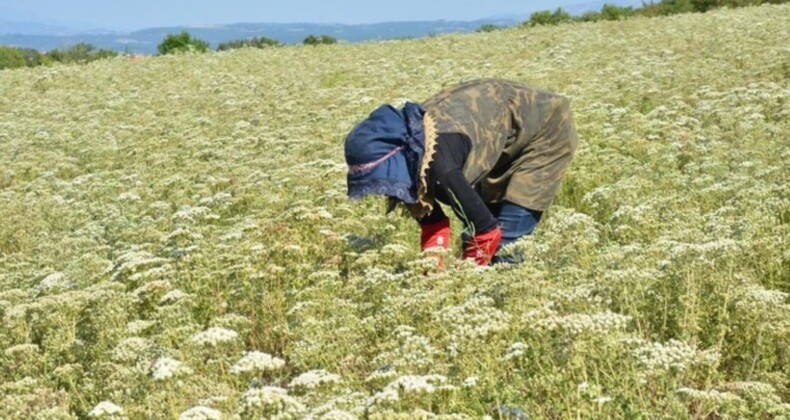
left=345, top=102, right=426, bottom=204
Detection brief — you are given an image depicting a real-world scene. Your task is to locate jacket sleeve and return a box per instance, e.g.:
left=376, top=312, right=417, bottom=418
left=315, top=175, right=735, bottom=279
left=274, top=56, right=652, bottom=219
left=426, top=133, right=498, bottom=234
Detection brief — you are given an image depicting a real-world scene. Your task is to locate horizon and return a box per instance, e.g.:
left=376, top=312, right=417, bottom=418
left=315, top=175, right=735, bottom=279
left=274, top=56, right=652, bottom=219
left=0, top=0, right=644, bottom=33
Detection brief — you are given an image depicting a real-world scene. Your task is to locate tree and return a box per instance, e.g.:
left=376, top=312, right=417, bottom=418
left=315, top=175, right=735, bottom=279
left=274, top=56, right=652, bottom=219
left=551, top=8, right=574, bottom=24
left=92, top=48, right=119, bottom=60
left=578, top=11, right=603, bottom=22
left=52, top=43, right=108, bottom=64
left=68, top=43, right=95, bottom=63
left=526, top=8, right=573, bottom=26
left=526, top=10, right=554, bottom=26
left=43, top=43, right=117, bottom=65
left=477, top=24, right=505, bottom=33
left=19, top=48, right=45, bottom=67
left=0, top=47, right=26, bottom=70
left=654, top=0, right=696, bottom=15
left=600, top=4, right=635, bottom=20
left=217, top=36, right=280, bottom=51
left=157, top=31, right=210, bottom=55
left=303, top=35, right=337, bottom=46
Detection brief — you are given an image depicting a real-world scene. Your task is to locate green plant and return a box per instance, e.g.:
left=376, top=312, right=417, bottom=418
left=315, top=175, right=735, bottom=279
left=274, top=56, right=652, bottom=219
left=525, top=10, right=553, bottom=26
left=157, top=31, right=210, bottom=55
left=217, top=36, right=280, bottom=51
left=600, top=3, right=635, bottom=20
left=303, top=34, right=337, bottom=46
left=0, top=4, right=788, bottom=418
left=0, top=46, right=26, bottom=70
left=43, top=43, right=118, bottom=65
left=19, top=48, right=45, bottom=67
left=526, top=8, right=573, bottom=26
left=579, top=11, right=604, bottom=22
left=476, top=24, right=505, bottom=33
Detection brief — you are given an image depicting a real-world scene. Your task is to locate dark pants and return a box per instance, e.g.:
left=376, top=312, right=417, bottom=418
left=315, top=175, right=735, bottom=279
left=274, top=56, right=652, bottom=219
left=487, top=201, right=542, bottom=264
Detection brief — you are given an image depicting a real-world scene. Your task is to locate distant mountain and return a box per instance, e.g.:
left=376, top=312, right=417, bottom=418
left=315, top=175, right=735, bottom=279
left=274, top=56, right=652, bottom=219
left=0, top=19, right=521, bottom=54
left=0, top=0, right=650, bottom=54
left=0, top=7, right=107, bottom=36
left=0, top=20, right=73, bottom=36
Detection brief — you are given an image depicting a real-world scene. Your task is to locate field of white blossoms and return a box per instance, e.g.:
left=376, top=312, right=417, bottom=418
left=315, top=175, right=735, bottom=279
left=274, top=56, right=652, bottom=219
left=1, top=4, right=788, bottom=419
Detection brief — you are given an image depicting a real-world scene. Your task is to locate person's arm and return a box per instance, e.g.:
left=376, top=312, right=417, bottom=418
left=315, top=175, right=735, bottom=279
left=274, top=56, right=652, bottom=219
left=433, top=167, right=497, bottom=234
left=427, top=133, right=497, bottom=234
left=433, top=161, right=502, bottom=266
left=420, top=133, right=502, bottom=265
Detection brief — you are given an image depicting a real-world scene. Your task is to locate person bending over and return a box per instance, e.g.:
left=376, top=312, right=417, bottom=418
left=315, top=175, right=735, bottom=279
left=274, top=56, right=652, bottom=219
left=344, top=79, right=578, bottom=266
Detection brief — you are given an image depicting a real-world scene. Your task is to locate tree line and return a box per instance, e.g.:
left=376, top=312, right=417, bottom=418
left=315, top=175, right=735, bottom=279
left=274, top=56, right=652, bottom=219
left=521, top=0, right=788, bottom=27
left=0, top=32, right=337, bottom=70
left=1, top=0, right=786, bottom=70
left=158, top=32, right=337, bottom=54
left=0, top=43, right=118, bottom=70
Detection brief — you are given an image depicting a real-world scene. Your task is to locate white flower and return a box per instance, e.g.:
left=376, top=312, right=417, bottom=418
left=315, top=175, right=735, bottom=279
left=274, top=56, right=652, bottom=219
left=149, top=201, right=171, bottom=211
left=118, top=191, right=141, bottom=201
left=676, top=387, right=745, bottom=405
left=239, top=386, right=305, bottom=417
left=364, top=368, right=398, bottom=384
left=503, top=342, right=528, bottom=360
left=316, top=409, right=357, bottom=420
left=742, top=285, right=788, bottom=306
left=532, top=311, right=631, bottom=336
left=4, top=343, right=40, bottom=357
left=126, top=320, right=157, bottom=335
left=434, top=296, right=512, bottom=342
left=289, top=369, right=342, bottom=390
left=367, top=374, right=455, bottom=406
left=151, top=357, right=192, bottom=381
left=110, top=250, right=169, bottom=281
left=311, top=208, right=333, bottom=219
left=230, top=351, right=285, bottom=374
left=36, top=272, right=69, bottom=292
left=371, top=326, right=438, bottom=371
left=234, top=120, right=251, bottom=131
left=197, top=396, right=229, bottom=407
left=463, top=376, right=478, bottom=388
left=178, top=406, right=221, bottom=420
left=190, top=327, right=238, bottom=346
left=112, top=337, right=153, bottom=364
left=159, top=289, right=190, bottom=305
left=220, top=230, right=243, bottom=241
left=632, top=339, right=719, bottom=373
left=172, top=205, right=216, bottom=223
left=133, top=280, right=171, bottom=301
left=211, top=313, right=252, bottom=330
left=89, top=401, right=124, bottom=417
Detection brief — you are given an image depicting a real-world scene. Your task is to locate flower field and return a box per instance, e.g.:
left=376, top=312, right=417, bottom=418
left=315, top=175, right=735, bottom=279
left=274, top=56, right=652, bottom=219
left=1, top=4, right=788, bottom=419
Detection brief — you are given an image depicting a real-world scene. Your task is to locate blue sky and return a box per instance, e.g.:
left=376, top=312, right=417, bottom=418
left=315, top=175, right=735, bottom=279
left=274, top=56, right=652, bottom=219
left=0, top=0, right=623, bottom=32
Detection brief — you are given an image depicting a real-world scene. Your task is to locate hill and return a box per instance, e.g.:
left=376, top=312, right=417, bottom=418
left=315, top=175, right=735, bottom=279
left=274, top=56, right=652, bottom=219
left=0, top=19, right=519, bottom=54
left=0, top=0, right=647, bottom=54
left=0, top=4, right=788, bottom=418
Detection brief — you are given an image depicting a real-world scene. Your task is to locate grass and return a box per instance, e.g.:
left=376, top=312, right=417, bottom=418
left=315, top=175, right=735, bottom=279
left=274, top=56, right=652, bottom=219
left=0, top=4, right=788, bottom=419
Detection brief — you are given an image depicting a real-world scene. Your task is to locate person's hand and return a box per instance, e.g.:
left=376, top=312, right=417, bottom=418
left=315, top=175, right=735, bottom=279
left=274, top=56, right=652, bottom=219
left=420, top=218, right=450, bottom=271
left=462, top=226, right=502, bottom=266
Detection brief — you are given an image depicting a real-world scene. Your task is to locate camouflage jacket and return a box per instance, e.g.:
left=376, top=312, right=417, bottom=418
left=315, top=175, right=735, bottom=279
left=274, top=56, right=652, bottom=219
left=410, top=79, right=578, bottom=218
